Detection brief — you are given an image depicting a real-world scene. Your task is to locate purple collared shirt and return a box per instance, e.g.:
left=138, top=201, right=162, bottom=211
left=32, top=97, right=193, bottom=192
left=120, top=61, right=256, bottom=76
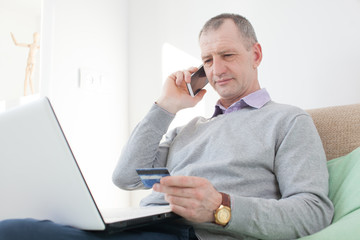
left=212, top=88, right=271, bottom=117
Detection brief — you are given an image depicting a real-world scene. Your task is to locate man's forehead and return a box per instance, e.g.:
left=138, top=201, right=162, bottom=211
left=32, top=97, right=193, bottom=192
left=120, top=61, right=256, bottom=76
left=200, top=34, right=245, bottom=59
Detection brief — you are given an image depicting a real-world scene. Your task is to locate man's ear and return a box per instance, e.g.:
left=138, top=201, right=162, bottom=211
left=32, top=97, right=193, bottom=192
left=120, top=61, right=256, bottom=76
left=252, top=43, right=262, bottom=69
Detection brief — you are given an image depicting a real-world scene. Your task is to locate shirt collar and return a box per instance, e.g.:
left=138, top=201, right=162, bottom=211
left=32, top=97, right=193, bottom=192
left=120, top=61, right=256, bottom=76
left=212, top=88, right=271, bottom=117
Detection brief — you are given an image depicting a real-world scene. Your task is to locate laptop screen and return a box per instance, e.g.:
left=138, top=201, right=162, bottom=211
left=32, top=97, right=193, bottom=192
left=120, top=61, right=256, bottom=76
left=0, top=97, right=105, bottom=230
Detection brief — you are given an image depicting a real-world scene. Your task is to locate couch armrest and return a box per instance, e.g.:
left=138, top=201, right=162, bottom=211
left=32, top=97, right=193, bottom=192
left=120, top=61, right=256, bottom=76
left=307, top=104, right=360, bottom=160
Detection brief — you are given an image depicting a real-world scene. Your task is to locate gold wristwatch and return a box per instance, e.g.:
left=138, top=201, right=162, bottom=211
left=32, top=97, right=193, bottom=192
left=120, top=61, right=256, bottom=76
left=214, top=192, right=231, bottom=226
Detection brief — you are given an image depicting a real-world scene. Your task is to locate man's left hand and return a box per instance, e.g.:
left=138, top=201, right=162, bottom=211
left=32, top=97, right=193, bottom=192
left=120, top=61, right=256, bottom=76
left=153, top=176, right=222, bottom=223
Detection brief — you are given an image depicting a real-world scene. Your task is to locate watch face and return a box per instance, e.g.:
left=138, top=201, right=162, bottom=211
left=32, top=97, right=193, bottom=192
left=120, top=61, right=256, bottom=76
left=218, top=208, right=231, bottom=221
left=216, top=206, right=231, bottom=225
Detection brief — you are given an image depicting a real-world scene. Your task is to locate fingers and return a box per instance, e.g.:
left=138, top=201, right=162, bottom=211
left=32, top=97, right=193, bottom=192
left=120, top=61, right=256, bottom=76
left=154, top=176, right=216, bottom=204
left=165, top=193, right=199, bottom=208
left=174, top=71, right=185, bottom=86
left=157, top=181, right=211, bottom=223
left=156, top=66, right=204, bottom=114
left=166, top=197, right=209, bottom=223
left=153, top=177, right=196, bottom=198
left=157, top=184, right=198, bottom=200
left=160, top=175, right=205, bottom=188
left=184, top=66, right=198, bottom=84
left=174, top=66, right=199, bottom=86
left=153, top=176, right=208, bottom=200
left=153, top=176, right=221, bottom=223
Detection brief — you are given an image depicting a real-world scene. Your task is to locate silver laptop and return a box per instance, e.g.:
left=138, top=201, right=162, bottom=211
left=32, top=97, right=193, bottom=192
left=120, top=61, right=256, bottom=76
left=0, top=97, right=176, bottom=231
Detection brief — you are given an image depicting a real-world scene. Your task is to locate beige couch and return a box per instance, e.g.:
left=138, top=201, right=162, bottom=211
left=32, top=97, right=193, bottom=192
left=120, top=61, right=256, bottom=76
left=299, top=103, right=360, bottom=239
left=307, top=103, right=360, bottom=160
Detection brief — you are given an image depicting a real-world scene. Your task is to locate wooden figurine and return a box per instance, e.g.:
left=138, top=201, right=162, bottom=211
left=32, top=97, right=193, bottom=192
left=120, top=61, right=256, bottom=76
left=11, top=32, right=40, bottom=96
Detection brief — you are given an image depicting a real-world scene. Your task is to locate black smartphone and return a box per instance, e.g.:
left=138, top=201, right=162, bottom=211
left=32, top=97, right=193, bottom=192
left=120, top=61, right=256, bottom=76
left=186, top=65, right=208, bottom=97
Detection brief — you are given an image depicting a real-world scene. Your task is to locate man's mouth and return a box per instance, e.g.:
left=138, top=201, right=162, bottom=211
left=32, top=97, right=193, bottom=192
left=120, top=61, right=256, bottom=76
left=215, top=78, right=232, bottom=86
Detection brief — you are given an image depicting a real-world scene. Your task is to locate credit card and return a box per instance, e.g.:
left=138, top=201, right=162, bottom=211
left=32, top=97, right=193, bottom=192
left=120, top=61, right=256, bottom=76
left=136, top=168, right=170, bottom=189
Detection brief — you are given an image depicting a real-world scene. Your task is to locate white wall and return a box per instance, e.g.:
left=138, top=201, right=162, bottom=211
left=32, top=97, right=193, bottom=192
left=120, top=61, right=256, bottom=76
left=41, top=0, right=129, bottom=209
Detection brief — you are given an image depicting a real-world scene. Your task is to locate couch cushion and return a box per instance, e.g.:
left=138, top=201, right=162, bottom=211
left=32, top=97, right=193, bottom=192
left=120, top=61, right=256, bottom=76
left=299, top=147, right=360, bottom=239
left=299, top=209, right=360, bottom=240
left=327, top=147, right=360, bottom=222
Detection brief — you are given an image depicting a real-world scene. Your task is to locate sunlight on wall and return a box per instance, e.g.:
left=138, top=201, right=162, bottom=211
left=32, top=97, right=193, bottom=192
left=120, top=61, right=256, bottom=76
left=161, top=42, right=207, bottom=129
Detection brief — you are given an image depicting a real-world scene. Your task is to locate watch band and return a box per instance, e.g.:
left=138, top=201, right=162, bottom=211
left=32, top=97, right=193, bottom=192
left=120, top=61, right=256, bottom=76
left=220, top=192, right=231, bottom=207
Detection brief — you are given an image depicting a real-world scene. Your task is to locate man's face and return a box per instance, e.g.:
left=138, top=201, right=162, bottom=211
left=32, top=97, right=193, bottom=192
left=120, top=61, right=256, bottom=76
left=199, top=19, right=262, bottom=107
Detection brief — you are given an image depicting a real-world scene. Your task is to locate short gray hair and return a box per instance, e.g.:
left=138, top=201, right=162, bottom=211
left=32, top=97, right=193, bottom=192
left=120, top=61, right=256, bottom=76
left=199, top=13, right=258, bottom=50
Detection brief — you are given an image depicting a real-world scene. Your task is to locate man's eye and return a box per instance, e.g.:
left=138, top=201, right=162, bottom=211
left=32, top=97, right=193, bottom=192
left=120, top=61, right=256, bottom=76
left=223, top=54, right=236, bottom=61
left=203, top=59, right=212, bottom=66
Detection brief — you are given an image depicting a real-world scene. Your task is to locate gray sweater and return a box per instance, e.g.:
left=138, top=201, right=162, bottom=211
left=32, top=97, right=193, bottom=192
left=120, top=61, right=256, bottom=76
left=113, top=101, right=334, bottom=240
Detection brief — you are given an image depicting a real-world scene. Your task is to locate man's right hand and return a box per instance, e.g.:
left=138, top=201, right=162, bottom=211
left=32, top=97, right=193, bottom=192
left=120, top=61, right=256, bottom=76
left=156, top=67, right=207, bottom=114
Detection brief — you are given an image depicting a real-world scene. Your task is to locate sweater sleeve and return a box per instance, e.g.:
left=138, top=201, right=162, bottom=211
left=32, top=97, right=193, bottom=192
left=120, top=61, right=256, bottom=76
left=112, top=104, right=175, bottom=190
left=226, top=114, right=334, bottom=239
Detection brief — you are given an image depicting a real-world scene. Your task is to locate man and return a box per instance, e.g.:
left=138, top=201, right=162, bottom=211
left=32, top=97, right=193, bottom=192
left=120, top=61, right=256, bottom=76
left=0, top=13, right=333, bottom=240
left=112, top=13, right=333, bottom=239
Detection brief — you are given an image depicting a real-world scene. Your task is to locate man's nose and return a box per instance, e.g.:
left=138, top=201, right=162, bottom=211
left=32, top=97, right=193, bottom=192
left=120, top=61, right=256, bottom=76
left=212, top=58, right=227, bottom=77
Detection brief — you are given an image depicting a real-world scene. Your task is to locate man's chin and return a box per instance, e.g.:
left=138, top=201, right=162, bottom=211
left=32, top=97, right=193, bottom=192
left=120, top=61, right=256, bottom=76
left=216, top=88, right=235, bottom=99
